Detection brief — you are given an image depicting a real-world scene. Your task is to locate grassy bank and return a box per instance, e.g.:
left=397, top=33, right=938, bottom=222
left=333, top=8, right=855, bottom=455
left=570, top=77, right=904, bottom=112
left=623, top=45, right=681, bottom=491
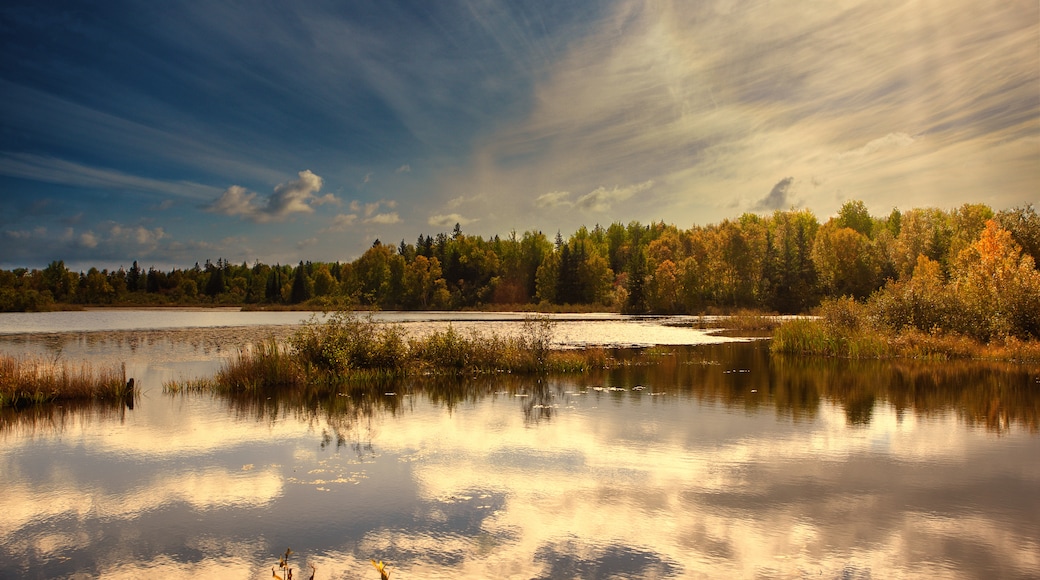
left=771, top=297, right=1040, bottom=362
left=166, top=313, right=614, bottom=394
left=0, top=355, right=132, bottom=407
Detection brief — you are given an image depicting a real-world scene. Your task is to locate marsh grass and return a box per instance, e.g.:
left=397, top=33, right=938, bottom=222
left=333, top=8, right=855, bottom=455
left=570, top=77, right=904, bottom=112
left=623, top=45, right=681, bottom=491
left=771, top=297, right=1040, bottom=362
left=165, top=313, right=614, bottom=393
left=0, top=354, right=130, bottom=407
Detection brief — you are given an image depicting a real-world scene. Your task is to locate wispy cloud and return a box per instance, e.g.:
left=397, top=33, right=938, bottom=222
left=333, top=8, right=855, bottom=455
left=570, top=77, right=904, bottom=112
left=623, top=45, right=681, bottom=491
left=0, top=153, right=220, bottom=200
left=535, top=191, right=573, bottom=209
left=326, top=214, right=358, bottom=232
left=575, top=180, right=655, bottom=212
left=206, top=170, right=333, bottom=223
left=395, top=164, right=411, bottom=174
left=365, top=212, right=401, bottom=225
left=428, top=213, right=477, bottom=228
left=450, top=0, right=1037, bottom=229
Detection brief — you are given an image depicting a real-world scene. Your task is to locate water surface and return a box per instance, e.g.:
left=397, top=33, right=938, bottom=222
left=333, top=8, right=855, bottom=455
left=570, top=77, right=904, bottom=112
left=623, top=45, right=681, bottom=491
left=1, top=311, right=1037, bottom=579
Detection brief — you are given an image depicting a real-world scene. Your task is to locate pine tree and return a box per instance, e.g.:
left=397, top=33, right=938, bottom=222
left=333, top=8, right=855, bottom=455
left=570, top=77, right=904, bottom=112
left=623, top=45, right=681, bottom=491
left=290, top=261, right=312, bottom=304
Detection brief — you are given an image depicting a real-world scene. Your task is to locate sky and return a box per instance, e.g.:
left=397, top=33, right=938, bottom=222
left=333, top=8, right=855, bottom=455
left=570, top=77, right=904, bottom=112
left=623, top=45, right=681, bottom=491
left=1, top=0, right=1037, bottom=271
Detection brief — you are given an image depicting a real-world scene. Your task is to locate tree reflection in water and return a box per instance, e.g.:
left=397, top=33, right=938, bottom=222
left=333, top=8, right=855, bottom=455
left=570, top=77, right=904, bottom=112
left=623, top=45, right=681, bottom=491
left=198, top=341, right=1040, bottom=442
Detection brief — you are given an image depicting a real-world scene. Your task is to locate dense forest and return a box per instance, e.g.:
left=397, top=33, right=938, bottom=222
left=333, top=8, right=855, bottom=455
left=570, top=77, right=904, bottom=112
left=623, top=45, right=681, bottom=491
left=2, top=201, right=1038, bottom=336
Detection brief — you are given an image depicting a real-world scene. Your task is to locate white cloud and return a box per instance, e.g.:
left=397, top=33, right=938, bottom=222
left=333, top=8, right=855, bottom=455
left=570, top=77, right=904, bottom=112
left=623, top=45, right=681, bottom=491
left=0, top=153, right=220, bottom=200
left=427, top=213, right=477, bottom=228
left=206, top=170, right=333, bottom=223
left=395, top=164, right=411, bottom=174
left=535, top=191, right=573, bottom=209
left=365, top=212, right=401, bottom=225
left=575, top=180, right=655, bottom=212
left=207, top=185, right=260, bottom=218
left=838, top=133, right=916, bottom=160
left=80, top=231, right=98, bottom=248
left=266, top=169, right=325, bottom=216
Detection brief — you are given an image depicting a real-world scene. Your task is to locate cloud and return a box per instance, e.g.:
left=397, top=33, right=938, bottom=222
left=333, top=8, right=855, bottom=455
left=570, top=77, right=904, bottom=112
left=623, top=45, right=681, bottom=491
left=396, top=164, right=411, bottom=174
left=535, top=191, right=573, bottom=209
left=0, top=153, right=220, bottom=200
left=365, top=212, right=401, bottom=225
left=79, top=231, right=98, bottom=248
left=206, top=170, right=333, bottom=223
left=575, top=180, right=655, bottom=212
left=838, top=133, right=915, bottom=161
left=754, top=177, right=795, bottom=212
left=428, top=213, right=477, bottom=228
left=328, top=213, right=358, bottom=231
left=443, top=0, right=1037, bottom=231
left=266, top=170, right=326, bottom=216
left=207, top=185, right=257, bottom=218
left=108, top=224, right=167, bottom=247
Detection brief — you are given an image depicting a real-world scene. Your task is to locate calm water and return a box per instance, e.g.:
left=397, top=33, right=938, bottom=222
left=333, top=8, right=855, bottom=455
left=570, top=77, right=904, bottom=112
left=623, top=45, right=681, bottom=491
left=1, top=311, right=1038, bottom=579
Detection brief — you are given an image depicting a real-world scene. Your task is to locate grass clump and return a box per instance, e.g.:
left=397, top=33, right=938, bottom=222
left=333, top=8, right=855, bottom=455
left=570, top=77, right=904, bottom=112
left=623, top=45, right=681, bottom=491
left=771, top=296, right=1040, bottom=362
left=165, top=312, right=611, bottom=394
left=1, top=354, right=131, bottom=407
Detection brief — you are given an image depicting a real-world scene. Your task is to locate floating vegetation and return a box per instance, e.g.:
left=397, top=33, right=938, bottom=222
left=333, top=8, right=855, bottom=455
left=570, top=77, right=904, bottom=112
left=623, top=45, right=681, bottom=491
left=0, top=354, right=132, bottom=407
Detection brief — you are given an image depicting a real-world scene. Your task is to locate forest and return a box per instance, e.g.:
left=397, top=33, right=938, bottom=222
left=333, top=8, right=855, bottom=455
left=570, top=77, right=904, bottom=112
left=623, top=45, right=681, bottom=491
left=2, top=201, right=1038, bottom=340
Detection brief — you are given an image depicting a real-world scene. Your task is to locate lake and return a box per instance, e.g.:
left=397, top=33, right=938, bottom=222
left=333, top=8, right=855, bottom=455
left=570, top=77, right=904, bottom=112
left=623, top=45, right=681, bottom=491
left=1, top=310, right=1038, bottom=579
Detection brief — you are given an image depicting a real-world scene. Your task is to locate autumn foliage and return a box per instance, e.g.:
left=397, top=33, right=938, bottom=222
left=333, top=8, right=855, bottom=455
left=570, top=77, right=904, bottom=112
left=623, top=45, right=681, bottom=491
left=2, top=203, right=1038, bottom=344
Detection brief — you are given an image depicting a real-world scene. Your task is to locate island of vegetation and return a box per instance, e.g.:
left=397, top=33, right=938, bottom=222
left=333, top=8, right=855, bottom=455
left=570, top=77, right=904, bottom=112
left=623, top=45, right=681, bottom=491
left=2, top=201, right=1039, bottom=406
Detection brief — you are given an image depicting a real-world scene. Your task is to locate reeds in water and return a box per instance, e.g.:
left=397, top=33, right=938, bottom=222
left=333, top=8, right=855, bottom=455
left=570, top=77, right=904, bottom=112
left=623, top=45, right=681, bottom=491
left=164, top=313, right=614, bottom=393
left=0, top=354, right=130, bottom=407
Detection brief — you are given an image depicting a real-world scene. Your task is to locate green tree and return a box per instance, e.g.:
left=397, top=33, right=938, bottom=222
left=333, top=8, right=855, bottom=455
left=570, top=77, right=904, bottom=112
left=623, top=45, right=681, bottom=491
left=290, top=261, right=313, bottom=304
left=812, top=222, right=881, bottom=299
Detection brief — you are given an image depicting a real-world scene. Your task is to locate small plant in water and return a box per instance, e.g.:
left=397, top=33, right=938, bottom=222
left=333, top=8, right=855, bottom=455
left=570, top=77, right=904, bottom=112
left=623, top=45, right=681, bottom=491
left=271, top=547, right=316, bottom=580
left=371, top=559, right=391, bottom=579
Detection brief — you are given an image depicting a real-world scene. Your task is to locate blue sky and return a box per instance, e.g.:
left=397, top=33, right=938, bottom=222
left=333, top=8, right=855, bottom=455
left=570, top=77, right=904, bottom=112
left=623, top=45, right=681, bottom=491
left=1, top=0, right=1037, bottom=270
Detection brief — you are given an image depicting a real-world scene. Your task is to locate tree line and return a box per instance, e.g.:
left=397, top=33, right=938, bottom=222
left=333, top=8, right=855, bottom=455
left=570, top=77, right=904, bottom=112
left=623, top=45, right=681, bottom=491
left=2, top=202, right=1038, bottom=322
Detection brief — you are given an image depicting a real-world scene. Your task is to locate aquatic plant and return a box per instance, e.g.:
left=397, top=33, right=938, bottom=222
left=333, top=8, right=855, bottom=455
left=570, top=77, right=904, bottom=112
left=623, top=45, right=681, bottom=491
left=162, top=313, right=615, bottom=394
left=371, top=559, right=391, bottom=579
left=0, top=354, right=132, bottom=407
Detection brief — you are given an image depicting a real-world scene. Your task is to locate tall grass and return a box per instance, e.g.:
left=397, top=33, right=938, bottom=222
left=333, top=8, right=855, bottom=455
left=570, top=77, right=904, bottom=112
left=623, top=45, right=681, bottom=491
left=771, top=296, right=1040, bottom=362
left=1, top=354, right=131, bottom=407
left=165, top=312, right=614, bottom=393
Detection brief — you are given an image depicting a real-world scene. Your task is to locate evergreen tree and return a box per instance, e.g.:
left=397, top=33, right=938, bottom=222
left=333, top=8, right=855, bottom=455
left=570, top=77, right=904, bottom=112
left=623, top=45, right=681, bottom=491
left=623, top=249, right=648, bottom=314
left=205, top=263, right=225, bottom=297
left=265, top=265, right=283, bottom=303
left=290, top=261, right=312, bottom=304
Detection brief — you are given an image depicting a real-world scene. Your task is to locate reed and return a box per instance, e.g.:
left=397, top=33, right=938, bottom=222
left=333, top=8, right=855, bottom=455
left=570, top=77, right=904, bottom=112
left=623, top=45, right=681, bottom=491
left=0, top=354, right=130, bottom=407
left=163, top=313, right=615, bottom=393
left=771, top=297, right=1040, bottom=362
left=215, top=339, right=307, bottom=392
